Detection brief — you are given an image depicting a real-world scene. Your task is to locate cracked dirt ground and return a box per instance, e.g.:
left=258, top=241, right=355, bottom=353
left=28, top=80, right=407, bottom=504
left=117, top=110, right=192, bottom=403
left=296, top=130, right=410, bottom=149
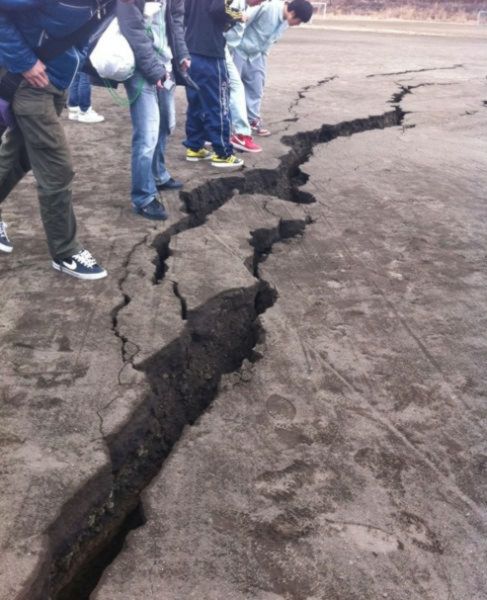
left=1, top=23, right=487, bottom=600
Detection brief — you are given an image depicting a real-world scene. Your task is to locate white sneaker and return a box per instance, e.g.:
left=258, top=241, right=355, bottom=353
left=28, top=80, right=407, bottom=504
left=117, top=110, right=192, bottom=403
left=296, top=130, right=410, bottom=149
left=77, top=107, right=105, bottom=124
left=68, top=106, right=80, bottom=121
left=0, top=220, right=13, bottom=253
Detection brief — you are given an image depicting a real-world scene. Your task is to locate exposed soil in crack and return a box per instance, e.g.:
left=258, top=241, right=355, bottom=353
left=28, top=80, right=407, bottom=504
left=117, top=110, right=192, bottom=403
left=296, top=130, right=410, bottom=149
left=23, top=85, right=409, bottom=600
left=246, top=217, right=313, bottom=278
left=44, top=257, right=282, bottom=600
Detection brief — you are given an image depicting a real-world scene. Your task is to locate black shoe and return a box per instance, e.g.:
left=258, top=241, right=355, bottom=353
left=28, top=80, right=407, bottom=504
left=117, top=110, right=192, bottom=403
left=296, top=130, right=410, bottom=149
left=52, top=249, right=107, bottom=280
left=156, top=177, right=183, bottom=191
left=133, top=198, right=168, bottom=221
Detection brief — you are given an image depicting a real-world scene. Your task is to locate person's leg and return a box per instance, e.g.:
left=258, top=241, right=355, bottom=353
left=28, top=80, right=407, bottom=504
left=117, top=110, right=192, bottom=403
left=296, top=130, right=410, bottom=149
left=184, top=54, right=207, bottom=152
left=77, top=72, right=92, bottom=113
left=0, top=122, right=31, bottom=251
left=125, top=74, right=160, bottom=210
left=76, top=72, right=104, bottom=123
left=67, top=72, right=81, bottom=120
left=195, top=55, right=233, bottom=158
left=232, top=51, right=245, bottom=76
left=226, top=48, right=251, bottom=137
left=226, top=49, right=262, bottom=153
left=153, top=85, right=176, bottom=186
left=0, top=125, right=31, bottom=204
left=243, top=54, right=267, bottom=123
left=11, top=82, right=81, bottom=260
left=68, top=72, right=80, bottom=108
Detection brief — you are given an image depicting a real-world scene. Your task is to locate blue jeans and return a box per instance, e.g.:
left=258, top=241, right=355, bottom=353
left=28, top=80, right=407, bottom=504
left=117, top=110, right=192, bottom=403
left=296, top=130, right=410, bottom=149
left=184, top=53, right=232, bottom=158
left=124, top=73, right=176, bottom=209
left=233, top=52, right=267, bottom=123
left=68, top=72, right=91, bottom=112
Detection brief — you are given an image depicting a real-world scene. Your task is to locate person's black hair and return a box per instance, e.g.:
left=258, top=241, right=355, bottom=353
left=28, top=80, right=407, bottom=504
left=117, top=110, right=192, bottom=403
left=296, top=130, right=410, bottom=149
left=287, top=0, right=313, bottom=22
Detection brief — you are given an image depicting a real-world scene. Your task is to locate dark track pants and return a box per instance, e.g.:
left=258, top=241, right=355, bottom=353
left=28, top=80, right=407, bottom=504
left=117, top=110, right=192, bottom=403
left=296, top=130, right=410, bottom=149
left=184, top=53, right=233, bottom=158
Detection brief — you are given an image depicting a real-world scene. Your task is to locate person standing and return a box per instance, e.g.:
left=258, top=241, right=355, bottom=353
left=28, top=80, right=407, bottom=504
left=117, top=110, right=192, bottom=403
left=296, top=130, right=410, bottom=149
left=0, top=0, right=110, bottom=279
left=68, top=71, right=105, bottom=124
left=225, top=0, right=265, bottom=154
left=118, top=0, right=190, bottom=220
left=233, top=0, right=313, bottom=137
left=183, top=0, right=244, bottom=170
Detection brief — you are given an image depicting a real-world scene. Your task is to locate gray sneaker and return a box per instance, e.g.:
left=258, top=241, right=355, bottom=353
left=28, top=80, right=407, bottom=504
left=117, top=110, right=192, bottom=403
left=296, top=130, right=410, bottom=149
left=0, top=220, right=13, bottom=253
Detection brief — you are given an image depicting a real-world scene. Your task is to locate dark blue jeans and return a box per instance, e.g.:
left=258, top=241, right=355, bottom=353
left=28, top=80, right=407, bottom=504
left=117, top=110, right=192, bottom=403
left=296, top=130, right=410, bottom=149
left=68, top=71, right=91, bottom=112
left=184, top=53, right=232, bottom=158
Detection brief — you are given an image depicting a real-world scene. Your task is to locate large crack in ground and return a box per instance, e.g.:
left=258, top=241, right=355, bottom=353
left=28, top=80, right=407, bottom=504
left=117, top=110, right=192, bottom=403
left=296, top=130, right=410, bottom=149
left=152, top=103, right=404, bottom=284
left=22, top=84, right=409, bottom=600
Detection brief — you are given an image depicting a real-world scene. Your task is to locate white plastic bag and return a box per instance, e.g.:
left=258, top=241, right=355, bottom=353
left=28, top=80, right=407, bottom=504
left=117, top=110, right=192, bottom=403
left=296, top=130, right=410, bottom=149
left=90, top=3, right=168, bottom=82
left=90, top=18, right=135, bottom=82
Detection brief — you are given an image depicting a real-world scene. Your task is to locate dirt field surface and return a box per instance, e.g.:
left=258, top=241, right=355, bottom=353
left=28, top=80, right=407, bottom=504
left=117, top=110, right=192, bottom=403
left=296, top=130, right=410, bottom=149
left=309, top=16, right=487, bottom=37
left=1, top=22, right=486, bottom=600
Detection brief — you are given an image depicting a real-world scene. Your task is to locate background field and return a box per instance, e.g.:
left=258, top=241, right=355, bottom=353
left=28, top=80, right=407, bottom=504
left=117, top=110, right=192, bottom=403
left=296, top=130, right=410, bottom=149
left=321, top=0, right=487, bottom=21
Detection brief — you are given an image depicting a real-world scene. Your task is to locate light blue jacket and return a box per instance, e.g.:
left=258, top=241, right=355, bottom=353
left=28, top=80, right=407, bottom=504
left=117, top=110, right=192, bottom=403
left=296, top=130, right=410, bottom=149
left=232, top=0, right=288, bottom=61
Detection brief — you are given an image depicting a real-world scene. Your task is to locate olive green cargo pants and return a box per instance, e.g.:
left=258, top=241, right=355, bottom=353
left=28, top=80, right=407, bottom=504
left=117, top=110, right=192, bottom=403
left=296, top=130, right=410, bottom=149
left=0, top=82, right=81, bottom=260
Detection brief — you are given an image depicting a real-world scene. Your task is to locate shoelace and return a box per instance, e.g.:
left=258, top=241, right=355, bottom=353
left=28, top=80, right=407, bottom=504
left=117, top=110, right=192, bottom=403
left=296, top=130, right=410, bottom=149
left=0, top=221, right=8, bottom=239
left=73, top=249, right=97, bottom=268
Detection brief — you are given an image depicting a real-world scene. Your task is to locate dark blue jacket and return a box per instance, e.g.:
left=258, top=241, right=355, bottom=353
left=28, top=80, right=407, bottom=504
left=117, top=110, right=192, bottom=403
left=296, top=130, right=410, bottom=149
left=0, top=0, right=111, bottom=91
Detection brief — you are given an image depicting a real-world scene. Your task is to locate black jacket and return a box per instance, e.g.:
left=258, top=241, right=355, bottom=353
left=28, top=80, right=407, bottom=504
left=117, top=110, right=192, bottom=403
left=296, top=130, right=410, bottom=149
left=117, top=0, right=189, bottom=84
left=184, top=0, right=242, bottom=59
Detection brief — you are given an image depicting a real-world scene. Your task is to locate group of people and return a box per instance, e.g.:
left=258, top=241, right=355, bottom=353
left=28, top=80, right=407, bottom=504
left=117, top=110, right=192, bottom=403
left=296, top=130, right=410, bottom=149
left=0, top=0, right=313, bottom=281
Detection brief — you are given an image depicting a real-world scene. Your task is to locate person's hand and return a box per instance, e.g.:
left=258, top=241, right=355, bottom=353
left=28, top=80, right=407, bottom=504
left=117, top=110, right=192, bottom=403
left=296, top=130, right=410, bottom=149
left=22, top=60, right=49, bottom=88
left=156, top=79, right=164, bottom=90
left=180, top=58, right=191, bottom=72
left=241, top=12, right=248, bottom=22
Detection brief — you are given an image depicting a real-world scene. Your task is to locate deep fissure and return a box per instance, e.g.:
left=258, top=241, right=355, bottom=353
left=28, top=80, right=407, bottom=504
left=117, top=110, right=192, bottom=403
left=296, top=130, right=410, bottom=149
left=30, top=88, right=408, bottom=600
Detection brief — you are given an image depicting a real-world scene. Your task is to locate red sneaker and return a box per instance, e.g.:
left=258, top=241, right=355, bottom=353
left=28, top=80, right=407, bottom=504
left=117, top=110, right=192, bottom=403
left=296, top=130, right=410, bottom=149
left=230, top=133, right=263, bottom=153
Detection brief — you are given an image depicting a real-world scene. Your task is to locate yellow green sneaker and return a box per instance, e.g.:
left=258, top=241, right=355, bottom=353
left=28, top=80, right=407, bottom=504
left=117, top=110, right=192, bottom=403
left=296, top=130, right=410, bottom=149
left=210, top=153, right=244, bottom=170
left=186, top=147, right=212, bottom=162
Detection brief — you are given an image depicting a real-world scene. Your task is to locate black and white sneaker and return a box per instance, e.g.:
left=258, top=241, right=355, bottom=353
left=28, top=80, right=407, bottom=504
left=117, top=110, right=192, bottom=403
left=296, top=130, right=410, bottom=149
left=0, top=220, right=13, bottom=253
left=52, top=249, right=107, bottom=280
